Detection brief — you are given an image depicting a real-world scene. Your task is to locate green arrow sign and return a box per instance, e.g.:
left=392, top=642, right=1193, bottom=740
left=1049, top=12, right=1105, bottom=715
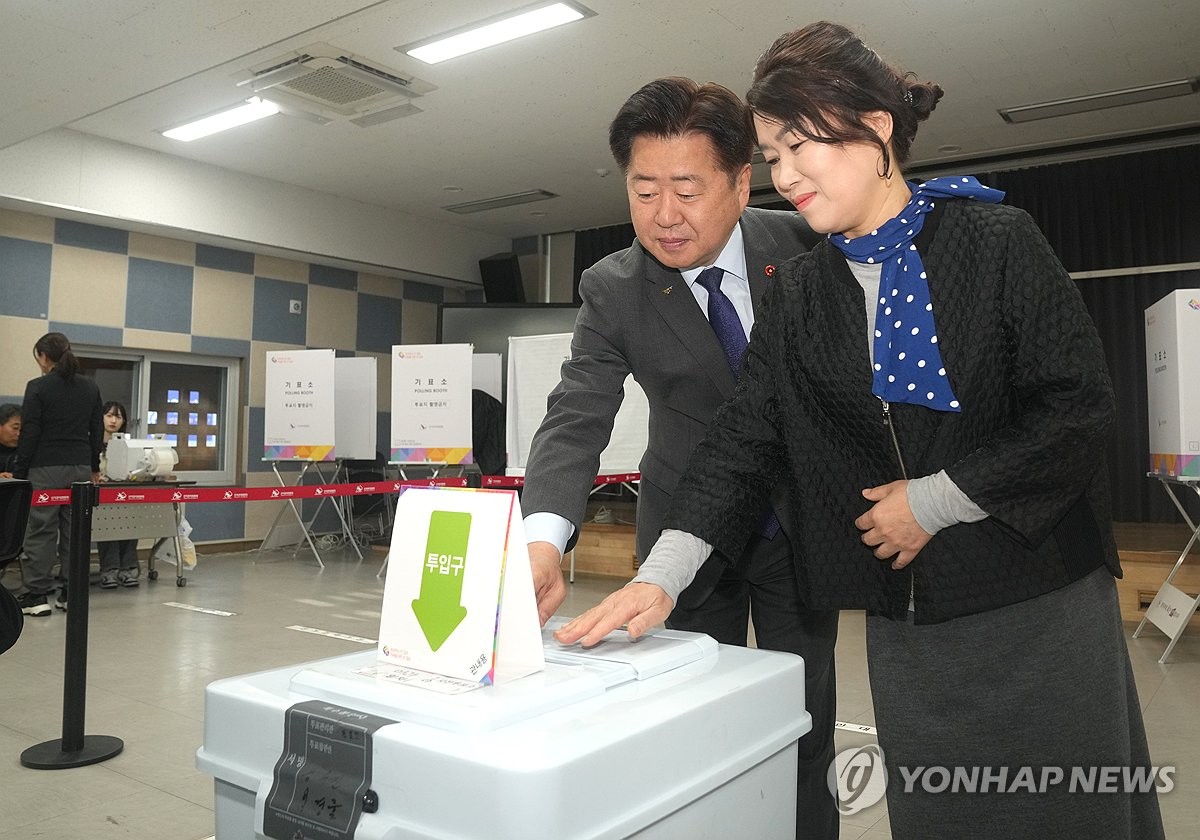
left=411, top=510, right=471, bottom=651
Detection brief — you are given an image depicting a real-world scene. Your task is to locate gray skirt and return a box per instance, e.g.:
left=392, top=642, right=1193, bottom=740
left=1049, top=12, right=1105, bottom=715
left=866, top=567, right=1165, bottom=840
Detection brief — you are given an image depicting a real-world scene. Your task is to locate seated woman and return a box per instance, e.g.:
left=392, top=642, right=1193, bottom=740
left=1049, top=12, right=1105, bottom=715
left=97, top=401, right=140, bottom=588
left=0, top=404, right=20, bottom=478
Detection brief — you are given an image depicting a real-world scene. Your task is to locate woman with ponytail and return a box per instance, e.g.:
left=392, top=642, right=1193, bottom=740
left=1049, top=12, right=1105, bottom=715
left=12, top=333, right=103, bottom=617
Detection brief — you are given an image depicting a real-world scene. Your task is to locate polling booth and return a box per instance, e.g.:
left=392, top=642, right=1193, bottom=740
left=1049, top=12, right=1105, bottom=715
left=390, top=343, right=474, bottom=468
left=197, top=486, right=810, bottom=840
left=259, top=350, right=379, bottom=564
left=1145, top=288, right=1200, bottom=479
left=1135, top=289, right=1200, bottom=663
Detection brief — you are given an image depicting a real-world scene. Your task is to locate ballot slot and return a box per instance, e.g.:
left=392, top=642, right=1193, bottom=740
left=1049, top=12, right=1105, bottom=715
left=285, top=628, right=717, bottom=734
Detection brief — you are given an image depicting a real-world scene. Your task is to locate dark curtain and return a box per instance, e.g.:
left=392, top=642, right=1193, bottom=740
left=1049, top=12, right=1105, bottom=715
left=573, top=145, right=1200, bottom=522
left=572, top=222, right=634, bottom=302
left=982, top=145, right=1200, bottom=522
left=1072, top=269, right=1200, bottom=522
left=980, top=146, right=1200, bottom=273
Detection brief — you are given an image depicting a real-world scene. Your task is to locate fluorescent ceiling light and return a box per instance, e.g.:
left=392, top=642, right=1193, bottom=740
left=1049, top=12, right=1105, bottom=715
left=401, top=2, right=594, bottom=64
left=999, top=78, right=1199, bottom=124
left=162, top=97, right=281, bottom=141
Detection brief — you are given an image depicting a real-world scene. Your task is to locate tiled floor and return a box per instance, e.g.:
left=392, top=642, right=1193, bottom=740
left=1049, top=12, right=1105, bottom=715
left=1, top=547, right=1196, bottom=839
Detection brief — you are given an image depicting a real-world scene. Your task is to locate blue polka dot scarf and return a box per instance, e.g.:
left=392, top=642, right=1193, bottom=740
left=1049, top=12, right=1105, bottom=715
left=829, top=176, right=1005, bottom=413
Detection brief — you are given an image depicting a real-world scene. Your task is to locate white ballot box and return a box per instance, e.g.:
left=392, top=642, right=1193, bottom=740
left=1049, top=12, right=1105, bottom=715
left=1146, top=288, right=1200, bottom=477
left=196, top=625, right=808, bottom=840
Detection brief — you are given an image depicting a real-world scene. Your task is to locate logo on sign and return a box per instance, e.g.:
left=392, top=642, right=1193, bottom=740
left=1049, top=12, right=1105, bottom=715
left=223, top=490, right=233, bottom=499
left=37, top=492, right=50, bottom=503
left=116, top=492, right=127, bottom=501
left=172, top=491, right=182, bottom=501
left=271, top=489, right=280, bottom=497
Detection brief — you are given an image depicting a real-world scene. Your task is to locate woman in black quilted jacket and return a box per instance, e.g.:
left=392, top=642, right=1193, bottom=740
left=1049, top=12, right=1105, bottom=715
left=557, top=21, right=1164, bottom=840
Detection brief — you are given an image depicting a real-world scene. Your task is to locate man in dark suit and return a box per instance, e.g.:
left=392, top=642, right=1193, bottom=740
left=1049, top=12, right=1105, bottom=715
left=521, top=77, right=839, bottom=839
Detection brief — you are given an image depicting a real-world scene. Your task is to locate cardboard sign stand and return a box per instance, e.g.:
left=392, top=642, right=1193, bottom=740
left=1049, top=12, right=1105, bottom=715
left=1133, top=475, right=1200, bottom=663
left=375, top=486, right=544, bottom=687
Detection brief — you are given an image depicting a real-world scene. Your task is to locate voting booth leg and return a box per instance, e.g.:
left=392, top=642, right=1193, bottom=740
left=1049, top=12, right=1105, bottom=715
left=21, top=482, right=124, bottom=769
left=306, top=460, right=362, bottom=561
left=1133, top=478, right=1200, bottom=663
left=257, top=462, right=325, bottom=568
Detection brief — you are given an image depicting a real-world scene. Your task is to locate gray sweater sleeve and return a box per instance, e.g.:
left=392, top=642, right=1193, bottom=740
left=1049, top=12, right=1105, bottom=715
left=630, top=529, right=710, bottom=604
left=907, top=469, right=988, bottom=534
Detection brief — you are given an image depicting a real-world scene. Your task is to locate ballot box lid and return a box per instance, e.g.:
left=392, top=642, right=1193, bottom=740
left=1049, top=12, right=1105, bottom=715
left=287, top=622, right=719, bottom=733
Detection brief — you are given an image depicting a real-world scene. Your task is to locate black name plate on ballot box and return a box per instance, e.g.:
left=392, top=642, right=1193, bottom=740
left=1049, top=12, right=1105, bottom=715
left=263, top=700, right=394, bottom=840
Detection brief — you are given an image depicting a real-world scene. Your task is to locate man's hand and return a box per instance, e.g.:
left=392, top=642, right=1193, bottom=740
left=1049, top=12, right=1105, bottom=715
left=529, top=541, right=568, bottom=626
left=854, top=480, right=932, bottom=570
left=553, top=582, right=673, bottom=647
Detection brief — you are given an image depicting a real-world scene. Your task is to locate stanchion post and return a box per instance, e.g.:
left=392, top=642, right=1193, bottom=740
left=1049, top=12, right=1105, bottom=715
left=20, top=480, right=124, bottom=769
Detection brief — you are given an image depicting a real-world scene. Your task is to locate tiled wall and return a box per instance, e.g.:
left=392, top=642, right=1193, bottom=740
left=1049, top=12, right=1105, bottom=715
left=0, top=207, right=483, bottom=542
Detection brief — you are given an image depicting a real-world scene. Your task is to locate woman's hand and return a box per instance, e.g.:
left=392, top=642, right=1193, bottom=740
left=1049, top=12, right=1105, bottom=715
left=553, top=583, right=674, bottom=647
left=855, top=480, right=932, bottom=570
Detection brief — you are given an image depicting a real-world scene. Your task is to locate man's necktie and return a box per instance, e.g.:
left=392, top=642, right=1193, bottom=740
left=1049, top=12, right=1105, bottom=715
left=695, top=266, right=748, bottom=376
left=694, top=265, right=780, bottom=539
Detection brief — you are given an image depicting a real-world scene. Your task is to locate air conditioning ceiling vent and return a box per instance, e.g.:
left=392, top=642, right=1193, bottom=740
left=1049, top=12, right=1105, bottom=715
left=238, top=44, right=435, bottom=125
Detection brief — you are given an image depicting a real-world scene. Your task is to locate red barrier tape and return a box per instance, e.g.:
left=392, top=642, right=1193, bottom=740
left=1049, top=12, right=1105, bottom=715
left=30, top=477, right=469, bottom=506
left=482, top=472, right=640, bottom=488
left=32, top=473, right=639, bottom=505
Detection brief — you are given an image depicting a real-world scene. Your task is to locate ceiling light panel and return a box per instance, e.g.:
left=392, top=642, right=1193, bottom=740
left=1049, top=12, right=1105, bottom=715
left=400, top=2, right=595, bottom=64
left=162, top=97, right=280, bottom=141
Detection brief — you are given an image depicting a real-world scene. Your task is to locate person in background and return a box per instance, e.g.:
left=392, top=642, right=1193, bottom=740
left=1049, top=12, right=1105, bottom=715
left=557, top=22, right=1163, bottom=840
left=0, top=404, right=20, bottom=477
left=97, top=401, right=140, bottom=588
left=521, top=77, right=838, bottom=838
left=1, top=404, right=23, bottom=576
left=12, top=333, right=103, bottom=617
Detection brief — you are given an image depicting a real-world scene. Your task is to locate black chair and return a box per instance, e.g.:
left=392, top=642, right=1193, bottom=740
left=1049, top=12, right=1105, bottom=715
left=472, top=389, right=506, bottom=476
left=1, top=479, right=33, bottom=655
left=344, top=453, right=393, bottom=546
